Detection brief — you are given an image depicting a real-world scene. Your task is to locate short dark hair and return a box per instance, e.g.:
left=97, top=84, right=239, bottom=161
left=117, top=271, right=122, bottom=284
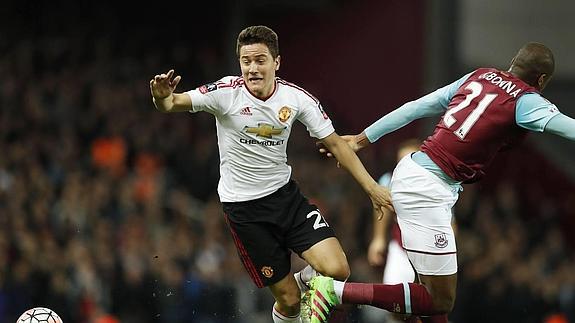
left=511, top=42, right=555, bottom=86
left=236, top=25, right=279, bottom=58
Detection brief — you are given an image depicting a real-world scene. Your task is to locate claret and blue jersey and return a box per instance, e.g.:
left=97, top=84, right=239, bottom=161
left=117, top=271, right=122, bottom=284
left=365, top=68, right=575, bottom=185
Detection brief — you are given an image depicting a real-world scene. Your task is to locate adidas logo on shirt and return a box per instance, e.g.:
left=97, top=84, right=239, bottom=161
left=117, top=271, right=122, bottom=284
left=240, top=107, right=253, bottom=116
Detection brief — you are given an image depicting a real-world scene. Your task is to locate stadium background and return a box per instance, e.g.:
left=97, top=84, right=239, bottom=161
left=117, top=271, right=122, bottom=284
left=1, top=0, right=574, bottom=322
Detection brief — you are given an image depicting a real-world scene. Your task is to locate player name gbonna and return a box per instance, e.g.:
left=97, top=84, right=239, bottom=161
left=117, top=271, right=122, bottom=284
left=478, top=72, right=522, bottom=97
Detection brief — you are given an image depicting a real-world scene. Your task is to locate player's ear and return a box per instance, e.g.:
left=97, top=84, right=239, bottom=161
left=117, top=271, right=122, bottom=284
left=275, top=55, right=281, bottom=71
left=510, top=55, right=516, bottom=65
left=538, top=73, right=544, bottom=86
left=508, top=55, right=517, bottom=71
left=537, top=73, right=550, bottom=91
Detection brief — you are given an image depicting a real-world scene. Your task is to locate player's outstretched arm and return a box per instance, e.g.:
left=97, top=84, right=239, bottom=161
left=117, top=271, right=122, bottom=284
left=318, top=78, right=462, bottom=158
left=149, top=69, right=191, bottom=113
left=544, top=113, right=575, bottom=141
left=320, top=132, right=394, bottom=215
left=318, top=131, right=371, bottom=158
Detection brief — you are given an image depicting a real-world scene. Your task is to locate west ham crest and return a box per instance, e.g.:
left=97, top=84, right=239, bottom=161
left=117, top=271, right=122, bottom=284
left=434, top=233, right=448, bottom=248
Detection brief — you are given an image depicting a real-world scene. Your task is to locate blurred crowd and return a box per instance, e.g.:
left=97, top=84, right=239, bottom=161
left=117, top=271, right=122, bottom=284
left=2, top=8, right=575, bottom=323
left=451, top=181, right=575, bottom=323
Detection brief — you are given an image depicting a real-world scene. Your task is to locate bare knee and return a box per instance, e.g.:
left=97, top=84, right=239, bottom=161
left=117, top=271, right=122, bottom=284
left=330, top=262, right=351, bottom=281
left=302, top=237, right=350, bottom=281
left=315, top=259, right=350, bottom=281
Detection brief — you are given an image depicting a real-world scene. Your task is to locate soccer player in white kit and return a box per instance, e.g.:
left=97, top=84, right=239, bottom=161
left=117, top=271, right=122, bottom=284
left=149, top=25, right=392, bottom=323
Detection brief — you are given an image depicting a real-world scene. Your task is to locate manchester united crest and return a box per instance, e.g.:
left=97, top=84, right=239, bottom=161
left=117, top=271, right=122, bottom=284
left=261, top=266, right=274, bottom=278
left=278, top=106, right=292, bottom=122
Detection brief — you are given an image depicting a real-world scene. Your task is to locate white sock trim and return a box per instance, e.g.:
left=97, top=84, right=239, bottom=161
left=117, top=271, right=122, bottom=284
left=294, top=272, right=306, bottom=292
left=333, top=280, right=345, bottom=304
left=301, top=265, right=317, bottom=282
left=403, top=282, right=412, bottom=314
left=272, top=305, right=301, bottom=322
left=294, top=265, right=317, bottom=292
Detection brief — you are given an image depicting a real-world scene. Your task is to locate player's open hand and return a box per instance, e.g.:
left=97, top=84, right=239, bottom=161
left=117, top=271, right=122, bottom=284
left=150, top=69, right=182, bottom=99
left=369, top=184, right=394, bottom=218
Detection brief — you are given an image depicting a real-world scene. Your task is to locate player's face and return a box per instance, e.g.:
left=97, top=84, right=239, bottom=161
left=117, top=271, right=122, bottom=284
left=239, top=43, right=280, bottom=100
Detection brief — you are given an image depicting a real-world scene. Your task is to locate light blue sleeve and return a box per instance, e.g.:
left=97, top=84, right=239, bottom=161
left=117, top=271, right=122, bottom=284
left=515, top=93, right=560, bottom=132
left=543, top=113, right=575, bottom=141
left=365, top=72, right=473, bottom=143
left=378, top=172, right=392, bottom=188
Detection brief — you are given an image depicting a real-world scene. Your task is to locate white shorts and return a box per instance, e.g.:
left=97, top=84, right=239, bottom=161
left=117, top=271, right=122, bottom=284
left=383, top=239, right=416, bottom=284
left=390, top=154, right=459, bottom=275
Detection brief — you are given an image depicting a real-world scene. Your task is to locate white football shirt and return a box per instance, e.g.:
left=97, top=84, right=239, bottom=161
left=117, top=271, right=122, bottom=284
left=186, top=76, right=334, bottom=202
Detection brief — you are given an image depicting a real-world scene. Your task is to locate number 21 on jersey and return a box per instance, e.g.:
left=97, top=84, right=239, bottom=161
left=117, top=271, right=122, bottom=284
left=443, top=81, right=498, bottom=139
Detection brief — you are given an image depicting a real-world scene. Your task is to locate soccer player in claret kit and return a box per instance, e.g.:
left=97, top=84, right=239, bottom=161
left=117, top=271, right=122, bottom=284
left=149, top=25, right=392, bottom=323
left=311, top=42, right=575, bottom=323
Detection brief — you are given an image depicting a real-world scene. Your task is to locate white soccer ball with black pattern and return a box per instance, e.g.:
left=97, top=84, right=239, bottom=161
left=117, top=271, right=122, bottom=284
left=16, top=307, right=63, bottom=323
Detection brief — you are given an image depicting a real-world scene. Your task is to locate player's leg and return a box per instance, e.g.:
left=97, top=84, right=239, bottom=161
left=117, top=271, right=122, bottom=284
left=269, top=273, right=305, bottom=322
left=301, top=237, right=352, bottom=323
left=224, top=221, right=302, bottom=322
left=383, top=239, right=416, bottom=284
left=360, top=249, right=456, bottom=319
left=308, top=272, right=456, bottom=322
left=417, top=272, right=457, bottom=313
left=225, top=220, right=303, bottom=322
left=406, top=266, right=447, bottom=323
left=390, top=153, right=459, bottom=317
left=360, top=237, right=417, bottom=322
left=222, top=186, right=305, bottom=323
left=292, top=239, right=348, bottom=308
left=415, top=273, right=456, bottom=323
left=308, top=154, right=460, bottom=322
left=382, top=239, right=417, bottom=322
left=286, top=188, right=351, bottom=323
left=301, top=237, right=350, bottom=281
left=285, top=181, right=350, bottom=285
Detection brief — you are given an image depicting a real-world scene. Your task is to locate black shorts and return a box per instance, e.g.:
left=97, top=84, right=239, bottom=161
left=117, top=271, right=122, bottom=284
left=222, top=179, right=336, bottom=288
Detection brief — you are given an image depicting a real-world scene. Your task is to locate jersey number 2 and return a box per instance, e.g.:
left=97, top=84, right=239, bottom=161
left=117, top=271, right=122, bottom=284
left=306, top=210, right=329, bottom=230
left=443, top=81, right=497, bottom=139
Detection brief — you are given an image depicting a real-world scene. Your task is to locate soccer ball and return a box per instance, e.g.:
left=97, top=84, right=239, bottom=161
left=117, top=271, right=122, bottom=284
left=16, top=307, right=63, bottom=323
